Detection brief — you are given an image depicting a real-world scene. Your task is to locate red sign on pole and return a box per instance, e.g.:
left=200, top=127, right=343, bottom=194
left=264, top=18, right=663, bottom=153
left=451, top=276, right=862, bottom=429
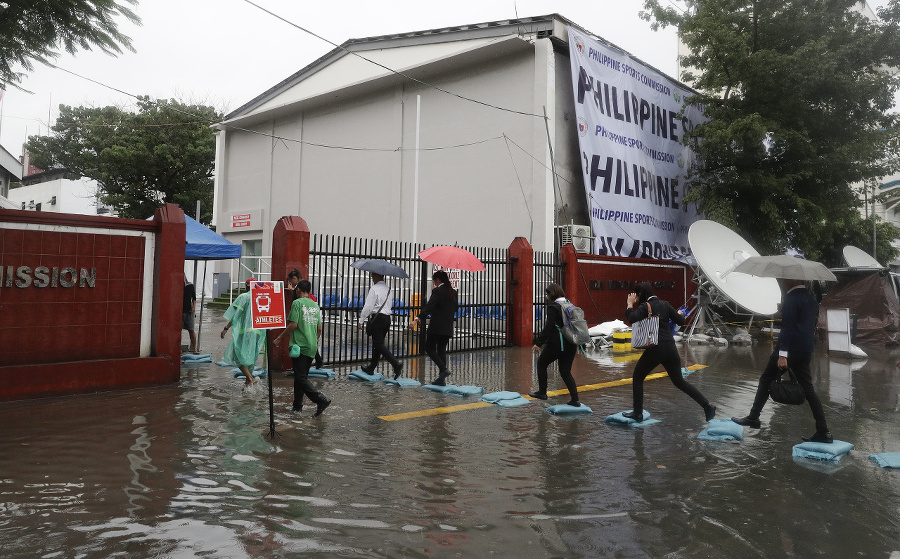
left=249, top=281, right=286, bottom=329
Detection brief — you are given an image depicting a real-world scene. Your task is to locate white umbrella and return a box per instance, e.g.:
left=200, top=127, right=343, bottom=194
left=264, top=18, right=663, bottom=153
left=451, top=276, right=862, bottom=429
left=734, top=255, right=837, bottom=282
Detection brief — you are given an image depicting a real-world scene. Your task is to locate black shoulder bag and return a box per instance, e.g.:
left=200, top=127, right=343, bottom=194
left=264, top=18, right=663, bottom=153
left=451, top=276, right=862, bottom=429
left=769, top=367, right=806, bottom=405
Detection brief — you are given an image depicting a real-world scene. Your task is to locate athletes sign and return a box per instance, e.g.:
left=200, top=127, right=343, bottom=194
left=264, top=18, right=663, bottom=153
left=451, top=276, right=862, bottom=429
left=568, top=27, right=704, bottom=261
left=249, top=281, right=286, bottom=329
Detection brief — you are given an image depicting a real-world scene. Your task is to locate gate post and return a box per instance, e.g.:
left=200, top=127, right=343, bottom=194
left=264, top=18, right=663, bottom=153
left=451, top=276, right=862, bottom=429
left=561, top=243, right=578, bottom=304
left=271, top=216, right=311, bottom=372
left=508, top=237, right=534, bottom=347
left=153, top=203, right=186, bottom=381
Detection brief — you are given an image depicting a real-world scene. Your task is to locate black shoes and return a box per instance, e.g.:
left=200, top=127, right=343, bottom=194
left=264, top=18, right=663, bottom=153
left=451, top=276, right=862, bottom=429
left=314, top=398, right=331, bottom=417
left=528, top=392, right=548, bottom=400
left=802, top=431, right=833, bottom=444
left=566, top=400, right=582, bottom=407
left=292, top=405, right=302, bottom=412
left=622, top=410, right=643, bottom=421
left=431, top=377, right=446, bottom=386
left=731, top=416, right=761, bottom=429
left=704, top=404, right=717, bottom=422
left=393, top=363, right=403, bottom=380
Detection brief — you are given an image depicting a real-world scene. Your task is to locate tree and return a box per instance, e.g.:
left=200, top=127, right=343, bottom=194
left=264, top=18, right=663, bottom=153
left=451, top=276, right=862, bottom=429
left=641, top=0, right=900, bottom=265
left=26, top=97, right=222, bottom=222
left=0, top=1, right=140, bottom=89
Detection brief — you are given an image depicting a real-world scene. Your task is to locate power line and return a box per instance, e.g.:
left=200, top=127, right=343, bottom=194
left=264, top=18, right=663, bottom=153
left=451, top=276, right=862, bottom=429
left=239, top=0, right=545, bottom=119
left=47, top=63, right=506, bottom=153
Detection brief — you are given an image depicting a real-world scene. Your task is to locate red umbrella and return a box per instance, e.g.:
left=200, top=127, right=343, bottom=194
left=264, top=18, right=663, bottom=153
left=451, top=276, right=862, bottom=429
left=418, top=246, right=486, bottom=272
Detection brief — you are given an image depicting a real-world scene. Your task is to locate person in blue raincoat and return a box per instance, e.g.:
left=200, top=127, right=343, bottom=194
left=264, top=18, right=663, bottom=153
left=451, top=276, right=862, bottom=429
left=221, top=277, right=266, bottom=388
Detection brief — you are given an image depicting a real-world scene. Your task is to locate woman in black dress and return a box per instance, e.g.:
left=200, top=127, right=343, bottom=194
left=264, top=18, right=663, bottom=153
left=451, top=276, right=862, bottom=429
left=530, top=283, right=580, bottom=406
left=623, top=281, right=716, bottom=422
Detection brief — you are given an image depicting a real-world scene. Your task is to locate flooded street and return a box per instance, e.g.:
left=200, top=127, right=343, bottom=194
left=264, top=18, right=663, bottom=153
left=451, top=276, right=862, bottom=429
left=3, top=311, right=900, bottom=557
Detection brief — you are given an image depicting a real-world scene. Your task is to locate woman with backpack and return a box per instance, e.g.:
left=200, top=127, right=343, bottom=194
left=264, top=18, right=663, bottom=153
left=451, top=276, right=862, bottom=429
left=623, top=281, right=716, bottom=422
left=530, top=283, right=581, bottom=407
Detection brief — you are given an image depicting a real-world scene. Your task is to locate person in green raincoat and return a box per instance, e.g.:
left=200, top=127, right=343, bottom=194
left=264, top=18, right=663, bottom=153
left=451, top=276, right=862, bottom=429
left=220, top=277, right=266, bottom=387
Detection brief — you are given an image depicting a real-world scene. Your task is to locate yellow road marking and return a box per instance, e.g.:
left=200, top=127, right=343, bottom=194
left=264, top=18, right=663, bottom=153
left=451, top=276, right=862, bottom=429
left=378, top=364, right=709, bottom=421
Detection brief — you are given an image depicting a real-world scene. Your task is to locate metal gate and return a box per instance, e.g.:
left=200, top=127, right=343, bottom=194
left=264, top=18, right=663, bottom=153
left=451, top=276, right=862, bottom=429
left=308, top=235, right=511, bottom=366
left=533, top=250, right=566, bottom=337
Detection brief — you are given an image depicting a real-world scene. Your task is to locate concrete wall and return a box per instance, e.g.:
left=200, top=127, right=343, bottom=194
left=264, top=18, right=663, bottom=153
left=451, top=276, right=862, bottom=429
left=215, top=36, right=588, bottom=259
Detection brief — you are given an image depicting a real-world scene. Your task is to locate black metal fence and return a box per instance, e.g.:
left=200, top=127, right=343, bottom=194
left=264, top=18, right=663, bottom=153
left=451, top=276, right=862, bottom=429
left=533, top=250, right=565, bottom=337
left=308, top=234, right=511, bottom=366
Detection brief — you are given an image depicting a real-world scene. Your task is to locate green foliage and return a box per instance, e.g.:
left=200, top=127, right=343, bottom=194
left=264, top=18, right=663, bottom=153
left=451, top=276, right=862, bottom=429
left=0, top=0, right=140, bottom=89
left=641, top=0, right=900, bottom=259
left=26, top=97, right=222, bottom=222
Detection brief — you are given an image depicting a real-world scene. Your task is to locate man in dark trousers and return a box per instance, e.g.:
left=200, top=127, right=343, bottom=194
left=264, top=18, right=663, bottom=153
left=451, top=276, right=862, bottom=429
left=358, top=272, right=403, bottom=379
left=733, top=278, right=832, bottom=443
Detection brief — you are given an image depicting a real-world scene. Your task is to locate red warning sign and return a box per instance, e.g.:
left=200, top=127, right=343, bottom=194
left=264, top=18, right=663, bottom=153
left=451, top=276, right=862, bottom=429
left=249, top=281, right=286, bottom=329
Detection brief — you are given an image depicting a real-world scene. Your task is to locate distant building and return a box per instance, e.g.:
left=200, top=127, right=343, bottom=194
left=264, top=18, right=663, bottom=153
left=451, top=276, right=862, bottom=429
left=8, top=168, right=113, bottom=216
left=0, top=144, right=23, bottom=209
left=8, top=149, right=114, bottom=216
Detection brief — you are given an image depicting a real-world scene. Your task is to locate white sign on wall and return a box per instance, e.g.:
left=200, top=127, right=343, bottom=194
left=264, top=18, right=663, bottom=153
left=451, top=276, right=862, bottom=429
left=567, top=27, right=705, bottom=261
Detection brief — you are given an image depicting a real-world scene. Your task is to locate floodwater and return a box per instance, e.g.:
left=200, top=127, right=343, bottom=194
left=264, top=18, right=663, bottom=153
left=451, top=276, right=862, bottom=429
left=3, top=311, right=900, bottom=557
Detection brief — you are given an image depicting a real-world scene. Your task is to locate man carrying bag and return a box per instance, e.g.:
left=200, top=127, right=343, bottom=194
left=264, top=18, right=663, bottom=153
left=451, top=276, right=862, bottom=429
left=358, top=272, right=403, bottom=378
left=733, top=278, right=833, bottom=443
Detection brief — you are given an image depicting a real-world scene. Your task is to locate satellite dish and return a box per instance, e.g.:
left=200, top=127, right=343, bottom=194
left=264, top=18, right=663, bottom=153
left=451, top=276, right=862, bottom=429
left=688, top=220, right=781, bottom=316
left=842, top=245, right=882, bottom=268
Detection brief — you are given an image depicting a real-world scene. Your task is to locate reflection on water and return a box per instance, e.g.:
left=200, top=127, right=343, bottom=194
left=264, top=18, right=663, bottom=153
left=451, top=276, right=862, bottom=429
left=3, top=342, right=900, bottom=557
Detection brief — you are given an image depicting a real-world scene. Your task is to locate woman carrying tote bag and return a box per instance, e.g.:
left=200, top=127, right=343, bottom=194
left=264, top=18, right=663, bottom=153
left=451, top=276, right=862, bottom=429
left=623, top=281, right=716, bottom=423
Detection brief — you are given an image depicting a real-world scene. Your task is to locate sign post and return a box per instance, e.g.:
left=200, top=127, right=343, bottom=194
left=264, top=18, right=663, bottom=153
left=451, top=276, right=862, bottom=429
left=250, top=281, right=286, bottom=439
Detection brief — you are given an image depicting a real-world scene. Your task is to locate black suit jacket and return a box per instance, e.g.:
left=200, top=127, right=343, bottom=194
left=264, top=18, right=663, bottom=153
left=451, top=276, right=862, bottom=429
left=418, top=283, right=458, bottom=337
left=777, top=286, right=818, bottom=354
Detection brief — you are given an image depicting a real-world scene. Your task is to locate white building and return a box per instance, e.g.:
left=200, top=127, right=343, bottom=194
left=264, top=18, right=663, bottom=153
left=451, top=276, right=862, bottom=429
left=0, top=145, right=22, bottom=209
left=7, top=168, right=113, bottom=216
left=213, top=14, right=667, bottom=258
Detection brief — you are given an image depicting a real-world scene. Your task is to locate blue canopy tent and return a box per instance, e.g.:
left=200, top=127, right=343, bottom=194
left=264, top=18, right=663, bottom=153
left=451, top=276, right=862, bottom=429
left=184, top=215, right=241, bottom=352
left=186, top=215, right=242, bottom=260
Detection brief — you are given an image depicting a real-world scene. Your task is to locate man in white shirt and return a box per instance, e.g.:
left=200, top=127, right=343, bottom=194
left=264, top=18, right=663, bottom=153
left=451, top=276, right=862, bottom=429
left=357, top=273, right=403, bottom=378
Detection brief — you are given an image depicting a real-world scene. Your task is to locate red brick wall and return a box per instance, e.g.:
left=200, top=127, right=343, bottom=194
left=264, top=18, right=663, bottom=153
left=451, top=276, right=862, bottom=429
left=0, top=205, right=184, bottom=401
left=0, top=229, right=146, bottom=366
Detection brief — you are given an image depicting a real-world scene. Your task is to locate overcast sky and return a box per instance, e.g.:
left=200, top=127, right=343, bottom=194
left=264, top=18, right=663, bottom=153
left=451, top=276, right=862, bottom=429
left=0, top=0, right=892, bottom=155
left=0, top=0, right=686, bottom=153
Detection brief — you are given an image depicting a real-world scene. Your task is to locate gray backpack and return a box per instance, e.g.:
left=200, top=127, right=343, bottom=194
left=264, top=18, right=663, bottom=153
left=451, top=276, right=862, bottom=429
left=558, top=300, right=592, bottom=346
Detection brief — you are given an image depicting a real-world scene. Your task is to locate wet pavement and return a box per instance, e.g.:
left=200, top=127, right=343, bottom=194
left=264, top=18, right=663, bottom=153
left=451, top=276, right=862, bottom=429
left=3, top=308, right=900, bottom=557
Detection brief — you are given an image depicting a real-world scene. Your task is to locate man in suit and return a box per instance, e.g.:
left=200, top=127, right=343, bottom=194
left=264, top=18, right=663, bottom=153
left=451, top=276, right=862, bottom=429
left=410, top=270, right=458, bottom=385
left=733, top=278, right=832, bottom=443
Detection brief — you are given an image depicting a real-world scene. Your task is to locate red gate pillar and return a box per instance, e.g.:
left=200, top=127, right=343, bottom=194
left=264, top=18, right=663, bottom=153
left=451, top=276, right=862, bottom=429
left=508, top=237, right=534, bottom=347
left=270, top=216, right=311, bottom=372
left=561, top=243, right=579, bottom=305
left=153, top=203, right=186, bottom=381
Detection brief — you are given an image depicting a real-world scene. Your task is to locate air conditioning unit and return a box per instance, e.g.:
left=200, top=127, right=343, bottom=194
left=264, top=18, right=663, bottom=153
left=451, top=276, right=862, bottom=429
left=561, top=224, right=593, bottom=253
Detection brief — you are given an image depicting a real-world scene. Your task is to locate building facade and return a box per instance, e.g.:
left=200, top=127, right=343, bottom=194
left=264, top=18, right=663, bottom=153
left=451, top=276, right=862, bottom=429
left=212, top=15, right=675, bottom=260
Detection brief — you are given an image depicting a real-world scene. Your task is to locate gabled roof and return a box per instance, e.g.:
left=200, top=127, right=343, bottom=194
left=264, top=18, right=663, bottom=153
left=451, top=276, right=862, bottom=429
left=223, top=14, right=564, bottom=123
left=221, top=12, right=690, bottom=130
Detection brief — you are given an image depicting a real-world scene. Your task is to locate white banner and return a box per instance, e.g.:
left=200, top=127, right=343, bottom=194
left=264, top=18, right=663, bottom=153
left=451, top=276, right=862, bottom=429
left=568, top=27, right=704, bottom=261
